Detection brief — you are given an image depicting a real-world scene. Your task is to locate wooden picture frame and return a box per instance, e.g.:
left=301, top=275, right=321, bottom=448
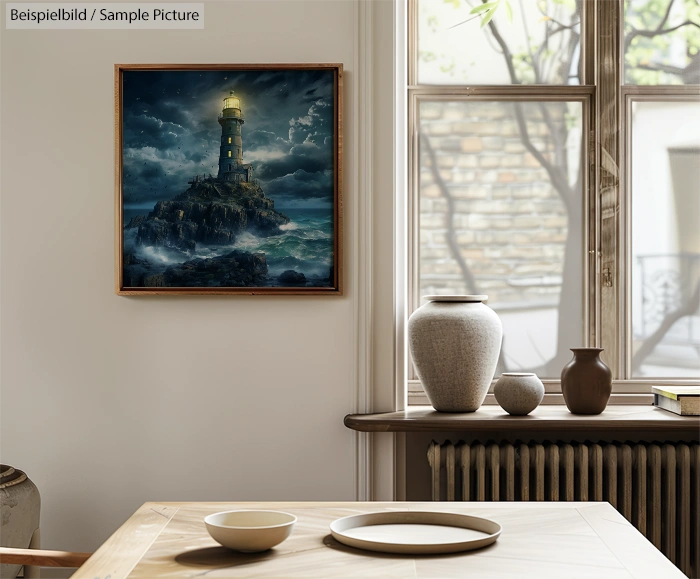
left=115, top=64, right=343, bottom=295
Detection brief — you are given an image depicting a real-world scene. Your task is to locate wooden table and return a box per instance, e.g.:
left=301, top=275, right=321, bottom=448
left=70, top=501, right=685, bottom=578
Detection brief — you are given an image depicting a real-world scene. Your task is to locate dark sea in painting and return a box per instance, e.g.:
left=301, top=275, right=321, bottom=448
left=227, top=208, right=333, bottom=280
left=123, top=206, right=333, bottom=285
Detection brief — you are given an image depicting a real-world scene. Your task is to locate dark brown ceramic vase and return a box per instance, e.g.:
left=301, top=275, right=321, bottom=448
left=561, top=348, right=612, bottom=415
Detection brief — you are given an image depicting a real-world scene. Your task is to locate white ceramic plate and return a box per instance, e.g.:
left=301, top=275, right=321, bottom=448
left=329, top=511, right=501, bottom=555
left=423, top=295, right=488, bottom=303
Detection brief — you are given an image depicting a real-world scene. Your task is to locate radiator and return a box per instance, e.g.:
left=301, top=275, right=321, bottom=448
left=428, top=440, right=700, bottom=578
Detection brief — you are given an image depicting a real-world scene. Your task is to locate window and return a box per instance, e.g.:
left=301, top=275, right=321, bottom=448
left=409, top=0, right=699, bottom=403
left=228, top=137, right=232, bottom=144
left=228, top=150, right=232, bottom=158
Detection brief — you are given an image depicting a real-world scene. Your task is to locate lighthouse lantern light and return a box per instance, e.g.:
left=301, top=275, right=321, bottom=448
left=224, top=96, right=240, bottom=110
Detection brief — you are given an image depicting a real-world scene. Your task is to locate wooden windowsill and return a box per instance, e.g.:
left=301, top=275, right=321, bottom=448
left=344, top=405, right=700, bottom=438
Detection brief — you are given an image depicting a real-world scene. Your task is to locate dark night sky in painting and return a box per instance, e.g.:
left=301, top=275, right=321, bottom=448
left=121, top=69, right=335, bottom=209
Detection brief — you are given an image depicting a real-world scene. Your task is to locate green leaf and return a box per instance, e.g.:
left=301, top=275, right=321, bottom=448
left=480, top=7, right=498, bottom=27
left=470, top=2, right=498, bottom=15
left=504, top=0, right=513, bottom=22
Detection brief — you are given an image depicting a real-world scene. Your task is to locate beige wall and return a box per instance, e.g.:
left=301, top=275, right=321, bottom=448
left=0, top=0, right=397, bottom=559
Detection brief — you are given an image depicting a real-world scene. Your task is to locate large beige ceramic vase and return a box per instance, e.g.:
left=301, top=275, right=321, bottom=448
left=408, top=295, right=502, bottom=412
left=0, top=465, right=40, bottom=579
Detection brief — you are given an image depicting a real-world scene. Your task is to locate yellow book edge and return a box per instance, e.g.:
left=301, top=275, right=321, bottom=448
left=651, top=386, right=700, bottom=401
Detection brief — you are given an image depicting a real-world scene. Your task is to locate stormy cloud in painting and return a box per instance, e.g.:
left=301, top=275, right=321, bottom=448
left=120, top=68, right=338, bottom=290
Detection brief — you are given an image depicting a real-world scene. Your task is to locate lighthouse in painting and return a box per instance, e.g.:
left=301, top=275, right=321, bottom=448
left=217, top=91, right=254, bottom=183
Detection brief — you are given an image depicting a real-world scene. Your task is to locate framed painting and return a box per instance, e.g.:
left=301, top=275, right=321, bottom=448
left=115, top=64, right=342, bottom=295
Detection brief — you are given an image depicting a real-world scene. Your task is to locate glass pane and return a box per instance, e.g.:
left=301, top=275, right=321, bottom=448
left=417, top=0, right=581, bottom=85
left=624, top=0, right=700, bottom=85
left=419, top=100, right=584, bottom=378
left=631, top=100, right=700, bottom=378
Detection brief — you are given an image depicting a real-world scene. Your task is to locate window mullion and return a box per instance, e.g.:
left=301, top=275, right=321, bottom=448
left=407, top=0, right=418, bottom=87
left=582, top=0, right=597, bottom=86
left=596, top=0, right=623, bottom=378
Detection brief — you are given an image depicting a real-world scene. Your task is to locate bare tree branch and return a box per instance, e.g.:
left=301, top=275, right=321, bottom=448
left=624, top=0, right=688, bottom=52
left=536, top=0, right=579, bottom=29
left=485, top=5, right=582, bottom=374
left=485, top=7, right=522, bottom=83
left=539, top=103, right=566, bottom=166
left=421, top=134, right=479, bottom=295
left=512, top=103, right=574, bottom=214
left=485, top=15, right=575, bottom=212
left=453, top=0, right=578, bottom=79
left=629, top=19, right=700, bottom=45
left=519, top=0, right=541, bottom=83
left=634, top=61, right=686, bottom=75
left=530, top=21, right=579, bottom=83
left=459, top=1, right=506, bottom=58
left=631, top=277, right=700, bottom=373
left=659, top=0, right=677, bottom=30
left=447, top=13, right=484, bottom=30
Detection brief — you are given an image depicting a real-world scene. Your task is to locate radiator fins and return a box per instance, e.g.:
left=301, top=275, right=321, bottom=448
left=428, top=440, right=700, bottom=578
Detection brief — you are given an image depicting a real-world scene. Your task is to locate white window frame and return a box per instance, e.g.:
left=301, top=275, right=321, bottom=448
left=406, top=0, right=700, bottom=405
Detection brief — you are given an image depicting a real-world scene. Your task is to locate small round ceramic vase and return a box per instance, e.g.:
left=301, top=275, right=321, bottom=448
left=0, top=465, right=41, bottom=579
left=561, top=348, right=612, bottom=415
left=493, top=373, right=545, bottom=416
left=408, top=295, right=502, bottom=412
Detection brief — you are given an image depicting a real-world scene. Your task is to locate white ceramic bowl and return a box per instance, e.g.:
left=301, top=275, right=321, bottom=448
left=204, top=510, right=296, bottom=552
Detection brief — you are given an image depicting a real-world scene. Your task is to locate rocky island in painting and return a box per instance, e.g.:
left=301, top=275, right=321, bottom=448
left=119, top=66, right=339, bottom=291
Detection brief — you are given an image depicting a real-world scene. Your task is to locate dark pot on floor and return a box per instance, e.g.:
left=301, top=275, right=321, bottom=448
left=0, top=465, right=41, bottom=579
left=561, top=348, right=612, bottom=415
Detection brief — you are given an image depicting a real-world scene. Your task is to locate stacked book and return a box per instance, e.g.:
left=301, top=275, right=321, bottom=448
left=652, top=386, right=700, bottom=416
